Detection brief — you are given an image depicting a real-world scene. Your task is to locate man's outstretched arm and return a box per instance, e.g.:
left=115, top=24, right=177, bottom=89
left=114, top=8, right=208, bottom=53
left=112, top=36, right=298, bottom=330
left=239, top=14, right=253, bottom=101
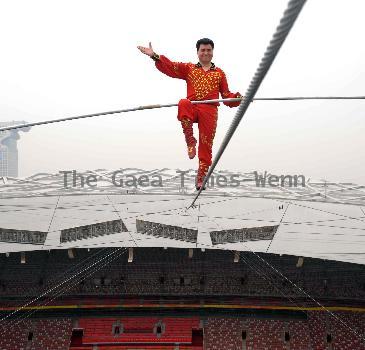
left=137, top=42, right=189, bottom=80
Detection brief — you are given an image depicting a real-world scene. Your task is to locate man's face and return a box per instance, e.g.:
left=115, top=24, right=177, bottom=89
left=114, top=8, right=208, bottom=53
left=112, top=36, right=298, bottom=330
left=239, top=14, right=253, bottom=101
left=197, top=44, right=213, bottom=65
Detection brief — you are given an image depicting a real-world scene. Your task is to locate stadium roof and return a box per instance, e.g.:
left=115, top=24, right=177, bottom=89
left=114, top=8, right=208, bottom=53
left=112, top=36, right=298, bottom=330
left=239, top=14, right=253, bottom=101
left=0, top=168, right=364, bottom=265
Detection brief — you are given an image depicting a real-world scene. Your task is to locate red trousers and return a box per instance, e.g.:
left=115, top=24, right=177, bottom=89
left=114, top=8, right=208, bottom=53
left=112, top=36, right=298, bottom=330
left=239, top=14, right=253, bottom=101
left=177, top=99, right=218, bottom=168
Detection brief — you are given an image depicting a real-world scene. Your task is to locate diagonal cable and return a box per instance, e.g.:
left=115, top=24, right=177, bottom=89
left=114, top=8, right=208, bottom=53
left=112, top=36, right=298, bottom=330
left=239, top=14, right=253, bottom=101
left=189, top=0, right=307, bottom=208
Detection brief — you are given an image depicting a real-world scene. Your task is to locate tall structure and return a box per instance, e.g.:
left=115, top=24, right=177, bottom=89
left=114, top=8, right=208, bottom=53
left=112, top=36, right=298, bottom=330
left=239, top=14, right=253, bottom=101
left=0, top=121, right=31, bottom=177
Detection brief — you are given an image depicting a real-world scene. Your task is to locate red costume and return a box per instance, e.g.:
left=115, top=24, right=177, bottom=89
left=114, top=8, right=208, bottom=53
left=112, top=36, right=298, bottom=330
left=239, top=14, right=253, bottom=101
left=154, top=54, right=241, bottom=188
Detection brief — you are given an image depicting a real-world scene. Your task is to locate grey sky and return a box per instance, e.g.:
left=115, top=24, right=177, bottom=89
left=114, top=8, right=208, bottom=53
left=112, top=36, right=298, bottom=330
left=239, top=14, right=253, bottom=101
left=1, top=0, right=364, bottom=183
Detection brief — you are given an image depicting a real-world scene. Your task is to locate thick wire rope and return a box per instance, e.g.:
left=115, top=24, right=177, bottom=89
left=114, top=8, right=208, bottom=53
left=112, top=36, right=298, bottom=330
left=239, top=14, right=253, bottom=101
left=190, top=0, right=307, bottom=208
left=252, top=96, right=365, bottom=101
left=1, top=96, right=365, bottom=133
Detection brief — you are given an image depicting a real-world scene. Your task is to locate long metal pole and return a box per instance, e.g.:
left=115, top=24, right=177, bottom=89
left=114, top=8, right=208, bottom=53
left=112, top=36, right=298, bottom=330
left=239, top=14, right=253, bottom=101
left=1, top=95, right=365, bottom=133
left=0, top=98, right=237, bottom=132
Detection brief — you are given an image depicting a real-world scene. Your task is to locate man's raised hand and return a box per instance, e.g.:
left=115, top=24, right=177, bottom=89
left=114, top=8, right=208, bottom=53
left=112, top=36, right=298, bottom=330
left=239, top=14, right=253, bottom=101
left=137, top=42, right=154, bottom=57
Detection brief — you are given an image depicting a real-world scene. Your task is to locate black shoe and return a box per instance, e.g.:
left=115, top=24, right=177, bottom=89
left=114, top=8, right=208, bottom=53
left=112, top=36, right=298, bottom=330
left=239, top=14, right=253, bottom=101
left=195, top=184, right=206, bottom=191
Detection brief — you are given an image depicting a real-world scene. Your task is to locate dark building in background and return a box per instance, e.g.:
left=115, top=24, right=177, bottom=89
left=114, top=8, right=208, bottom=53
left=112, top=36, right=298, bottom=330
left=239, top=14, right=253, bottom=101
left=0, top=121, right=30, bottom=177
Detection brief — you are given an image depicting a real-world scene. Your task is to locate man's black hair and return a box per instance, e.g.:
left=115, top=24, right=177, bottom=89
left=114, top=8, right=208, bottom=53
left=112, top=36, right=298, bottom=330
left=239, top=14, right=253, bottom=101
left=196, top=38, right=214, bottom=51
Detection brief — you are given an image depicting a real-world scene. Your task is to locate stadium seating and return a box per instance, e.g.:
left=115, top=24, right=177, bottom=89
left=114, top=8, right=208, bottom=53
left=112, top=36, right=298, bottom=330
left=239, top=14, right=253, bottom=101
left=0, top=248, right=364, bottom=300
left=0, top=313, right=363, bottom=349
left=0, top=248, right=364, bottom=349
left=78, top=317, right=200, bottom=345
left=0, top=318, right=72, bottom=350
left=308, top=311, right=365, bottom=350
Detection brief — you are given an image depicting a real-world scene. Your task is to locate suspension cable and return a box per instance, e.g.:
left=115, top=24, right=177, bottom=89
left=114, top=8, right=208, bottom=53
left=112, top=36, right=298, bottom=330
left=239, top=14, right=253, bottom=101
left=189, top=0, right=307, bottom=208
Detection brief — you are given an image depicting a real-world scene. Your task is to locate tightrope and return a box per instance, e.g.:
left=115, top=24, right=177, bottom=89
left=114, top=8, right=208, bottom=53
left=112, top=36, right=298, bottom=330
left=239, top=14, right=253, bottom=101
left=189, top=0, right=307, bottom=208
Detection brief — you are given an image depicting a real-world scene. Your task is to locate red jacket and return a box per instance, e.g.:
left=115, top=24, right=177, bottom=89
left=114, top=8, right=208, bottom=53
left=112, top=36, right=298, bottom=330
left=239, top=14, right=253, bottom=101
left=155, top=55, right=241, bottom=107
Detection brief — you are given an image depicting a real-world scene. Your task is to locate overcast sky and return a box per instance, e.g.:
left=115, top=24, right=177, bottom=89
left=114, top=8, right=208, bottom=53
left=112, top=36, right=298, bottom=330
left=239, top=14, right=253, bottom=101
left=1, top=0, right=364, bottom=183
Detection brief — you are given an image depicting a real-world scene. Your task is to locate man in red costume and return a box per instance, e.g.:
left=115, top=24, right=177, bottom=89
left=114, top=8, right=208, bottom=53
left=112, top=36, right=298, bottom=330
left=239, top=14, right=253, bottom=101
left=137, top=38, right=242, bottom=190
